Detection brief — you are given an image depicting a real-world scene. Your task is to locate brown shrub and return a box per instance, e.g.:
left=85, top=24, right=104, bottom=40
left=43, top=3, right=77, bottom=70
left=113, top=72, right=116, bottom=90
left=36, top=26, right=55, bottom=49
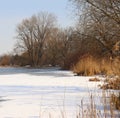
left=0, top=55, right=11, bottom=66
left=101, top=77, right=120, bottom=90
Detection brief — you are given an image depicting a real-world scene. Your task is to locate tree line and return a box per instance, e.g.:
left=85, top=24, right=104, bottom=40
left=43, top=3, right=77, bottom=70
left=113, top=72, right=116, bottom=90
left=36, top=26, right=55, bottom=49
left=0, top=0, right=120, bottom=75
left=70, top=0, right=120, bottom=75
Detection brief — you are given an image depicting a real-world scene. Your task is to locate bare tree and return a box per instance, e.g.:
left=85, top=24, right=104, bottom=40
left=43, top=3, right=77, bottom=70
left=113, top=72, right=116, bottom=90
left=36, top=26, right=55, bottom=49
left=32, top=12, right=57, bottom=66
left=70, top=0, right=120, bottom=25
left=43, top=28, right=61, bottom=66
left=16, top=17, right=35, bottom=66
left=85, top=0, right=120, bottom=25
left=70, top=0, right=120, bottom=58
left=16, top=12, right=57, bottom=66
left=43, top=27, right=73, bottom=67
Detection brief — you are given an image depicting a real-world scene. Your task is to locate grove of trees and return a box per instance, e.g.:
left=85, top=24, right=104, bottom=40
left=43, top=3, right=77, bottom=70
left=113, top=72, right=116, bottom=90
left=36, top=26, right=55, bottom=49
left=0, top=0, right=120, bottom=75
left=69, top=0, right=120, bottom=75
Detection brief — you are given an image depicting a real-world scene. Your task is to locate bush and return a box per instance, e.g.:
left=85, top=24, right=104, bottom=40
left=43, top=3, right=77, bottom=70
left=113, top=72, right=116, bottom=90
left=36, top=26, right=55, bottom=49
left=101, top=77, right=120, bottom=90
left=0, top=55, right=11, bottom=66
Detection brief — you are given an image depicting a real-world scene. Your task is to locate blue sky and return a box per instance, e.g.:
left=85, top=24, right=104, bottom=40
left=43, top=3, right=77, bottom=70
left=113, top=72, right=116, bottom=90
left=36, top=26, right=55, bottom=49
left=0, top=0, right=74, bottom=55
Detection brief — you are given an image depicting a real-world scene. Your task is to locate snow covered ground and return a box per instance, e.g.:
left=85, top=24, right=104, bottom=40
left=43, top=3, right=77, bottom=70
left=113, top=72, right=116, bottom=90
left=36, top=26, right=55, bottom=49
left=0, top=67, right=119, bottom=118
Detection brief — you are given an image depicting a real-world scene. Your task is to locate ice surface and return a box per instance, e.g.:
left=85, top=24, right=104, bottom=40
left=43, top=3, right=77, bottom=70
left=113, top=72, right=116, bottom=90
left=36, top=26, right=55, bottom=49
left=0, top=67, right=119, bottom=118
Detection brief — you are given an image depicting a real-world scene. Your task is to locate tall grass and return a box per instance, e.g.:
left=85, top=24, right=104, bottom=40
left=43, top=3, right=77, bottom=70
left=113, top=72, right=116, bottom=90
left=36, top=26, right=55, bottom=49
left=73, top=55, right=101, bottom=76
left=38, top=91, right=119, bottom=118
left=76, top=91, right=120, bottom=118
left=110, top=93, right=120, bottom=111
left=72, top=55, right=120, bottom=76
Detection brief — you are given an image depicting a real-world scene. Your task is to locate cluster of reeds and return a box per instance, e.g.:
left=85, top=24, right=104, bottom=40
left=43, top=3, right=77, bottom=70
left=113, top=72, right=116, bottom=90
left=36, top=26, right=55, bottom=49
left=38, top=91, right=119, bottom=118
left=110, top=93, right=120, bottom=111
left=73, top=55, right=120, bottom=76
left=76, top=92, right=120, bottom=118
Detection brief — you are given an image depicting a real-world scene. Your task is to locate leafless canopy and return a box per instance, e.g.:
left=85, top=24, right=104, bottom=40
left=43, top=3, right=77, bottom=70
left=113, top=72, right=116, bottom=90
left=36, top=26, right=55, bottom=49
left=16, top=12, right=57, bottom=66
left=70, top=0, right=120, bottom=57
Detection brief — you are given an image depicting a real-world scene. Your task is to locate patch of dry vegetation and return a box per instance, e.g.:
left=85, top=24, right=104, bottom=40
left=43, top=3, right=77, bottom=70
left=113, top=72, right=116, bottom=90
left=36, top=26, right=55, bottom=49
left=38, top=92, right=119, bottom=118
left=73, top=55, right=100, bottom=76
left=100, top=76, right=120, bottom=111
left=89, top=77, right=100, bottom=82
left=110, top=93, right=120, bottom=111
left=72, top=55, right=120, bottom=76
left=101, top=76, right=120, bottom=90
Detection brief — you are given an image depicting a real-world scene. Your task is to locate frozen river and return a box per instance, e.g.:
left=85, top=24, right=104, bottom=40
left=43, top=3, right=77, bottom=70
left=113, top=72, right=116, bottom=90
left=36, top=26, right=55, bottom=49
left=0, top=67, right=119, bottom=118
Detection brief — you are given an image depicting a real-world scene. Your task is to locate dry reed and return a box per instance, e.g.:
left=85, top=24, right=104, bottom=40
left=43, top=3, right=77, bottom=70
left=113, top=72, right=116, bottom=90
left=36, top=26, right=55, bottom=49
left=73, top=55, right=120, bottom=76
